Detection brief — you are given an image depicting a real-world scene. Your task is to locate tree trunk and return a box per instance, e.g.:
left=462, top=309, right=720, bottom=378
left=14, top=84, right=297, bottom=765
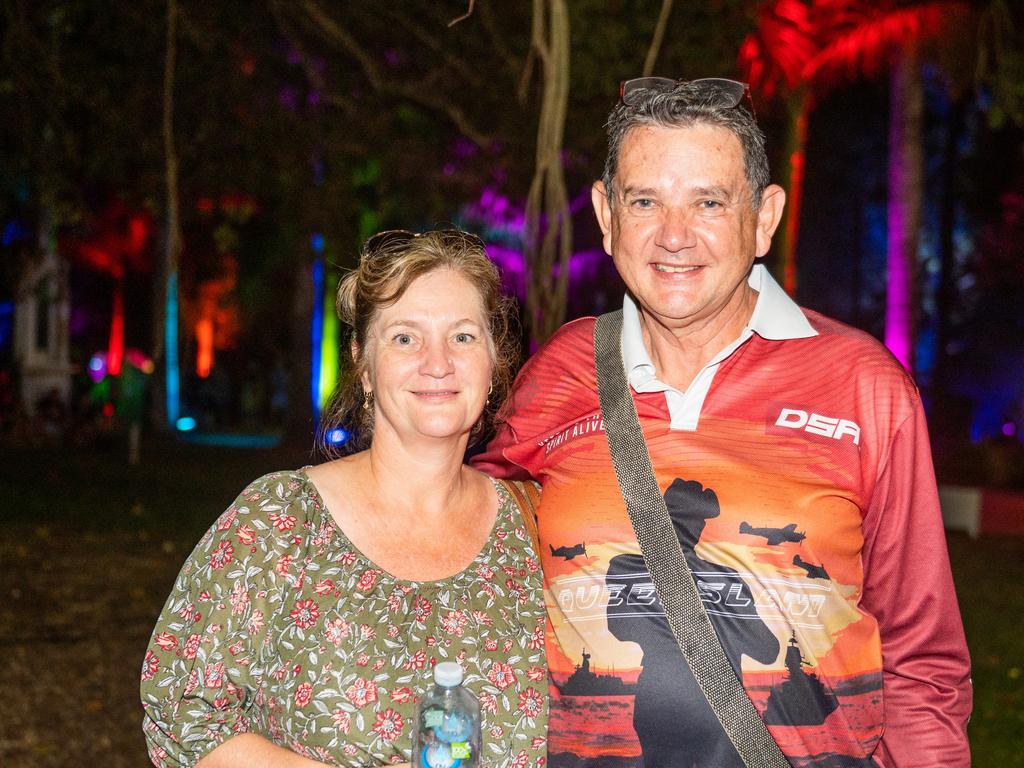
left=884, top=40, right=923, bottom=373
left=775, top=89, right=809, bottom=297
left=522, top=0, right=571, bottom=348
left=159, top=0, right=182, bottom=428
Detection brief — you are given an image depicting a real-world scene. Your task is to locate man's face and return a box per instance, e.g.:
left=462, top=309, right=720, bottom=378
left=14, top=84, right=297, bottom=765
left=592, top=123, right=784, bottom=334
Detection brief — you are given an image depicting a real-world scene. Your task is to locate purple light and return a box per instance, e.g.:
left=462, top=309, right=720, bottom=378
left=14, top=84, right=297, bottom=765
left=88, top=353, right=107, bottom=383
left=1003, top=421, right=1017, bottom=438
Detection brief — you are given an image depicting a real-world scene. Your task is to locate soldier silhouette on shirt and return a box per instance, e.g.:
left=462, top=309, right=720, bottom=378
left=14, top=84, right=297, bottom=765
left=606, top=478, right=780, bottom=768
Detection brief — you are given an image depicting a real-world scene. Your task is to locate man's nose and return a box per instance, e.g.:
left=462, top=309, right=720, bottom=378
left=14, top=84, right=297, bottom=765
left=655, top=208, right=695, bottom=252
left=421, top=338, right=454, bottom=377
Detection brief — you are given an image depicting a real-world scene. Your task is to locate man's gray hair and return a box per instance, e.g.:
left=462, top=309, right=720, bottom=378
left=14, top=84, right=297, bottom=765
left=601, top=81, right=770, bottom=209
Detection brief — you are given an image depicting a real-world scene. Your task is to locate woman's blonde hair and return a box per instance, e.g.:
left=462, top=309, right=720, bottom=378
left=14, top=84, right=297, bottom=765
left=318, top=229, right=519, bottom=457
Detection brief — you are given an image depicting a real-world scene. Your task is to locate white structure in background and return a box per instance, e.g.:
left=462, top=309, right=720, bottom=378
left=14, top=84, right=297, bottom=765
left=15, top=214, right=73, bottom=417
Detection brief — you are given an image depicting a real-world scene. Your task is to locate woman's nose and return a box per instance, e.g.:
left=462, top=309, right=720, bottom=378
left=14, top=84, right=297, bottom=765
left=420, top=338, right=454, bottom=377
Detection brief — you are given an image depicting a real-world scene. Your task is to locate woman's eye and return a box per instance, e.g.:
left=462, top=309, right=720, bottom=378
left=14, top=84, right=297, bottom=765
left=453, top=332, right=475, bottom=344
left=393, top=333, right=414, bottom=345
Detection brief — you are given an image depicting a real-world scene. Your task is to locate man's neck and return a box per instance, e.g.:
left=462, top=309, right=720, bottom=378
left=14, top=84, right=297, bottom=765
left=639, top=286, right=758, bottom=392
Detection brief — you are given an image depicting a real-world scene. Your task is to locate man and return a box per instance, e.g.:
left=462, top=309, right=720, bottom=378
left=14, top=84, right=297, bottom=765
left=474, top=78, right=971, bottom=767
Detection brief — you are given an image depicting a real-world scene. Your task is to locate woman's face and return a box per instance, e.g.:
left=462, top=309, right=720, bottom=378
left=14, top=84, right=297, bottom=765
left=361, top=268, right=493, bottom=447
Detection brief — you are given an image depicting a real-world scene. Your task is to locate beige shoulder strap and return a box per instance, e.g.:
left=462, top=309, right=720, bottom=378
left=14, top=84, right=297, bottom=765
left=501, top=478, right=541, bottom=556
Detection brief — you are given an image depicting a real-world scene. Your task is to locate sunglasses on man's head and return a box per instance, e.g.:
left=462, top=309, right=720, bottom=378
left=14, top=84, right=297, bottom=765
left=619, top=77, right=753, bottom=115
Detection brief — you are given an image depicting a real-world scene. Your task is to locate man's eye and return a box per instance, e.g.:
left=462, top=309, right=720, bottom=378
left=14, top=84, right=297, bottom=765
left=630, top=198, right=655, bottom=210
left=700, top=200, right=724, bottom=210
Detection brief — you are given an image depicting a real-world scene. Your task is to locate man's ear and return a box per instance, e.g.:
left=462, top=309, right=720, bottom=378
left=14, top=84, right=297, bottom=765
left=755, top=184, right=786, bottom=259
left=591, top=181, right=614, bottom=256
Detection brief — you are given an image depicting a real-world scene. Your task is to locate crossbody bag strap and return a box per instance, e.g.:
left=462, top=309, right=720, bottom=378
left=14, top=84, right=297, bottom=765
left=501, top=478, right=541, bottom=556
left=593, top=310, right=790, bottom=768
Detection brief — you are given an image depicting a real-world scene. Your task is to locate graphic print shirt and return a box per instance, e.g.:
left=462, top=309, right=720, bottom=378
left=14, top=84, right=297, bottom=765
left=474, top=287, right=971, bottom=768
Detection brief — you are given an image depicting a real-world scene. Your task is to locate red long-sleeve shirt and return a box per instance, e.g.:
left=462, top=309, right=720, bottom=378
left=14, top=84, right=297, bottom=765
left=475, top=304, right=971, bottom=767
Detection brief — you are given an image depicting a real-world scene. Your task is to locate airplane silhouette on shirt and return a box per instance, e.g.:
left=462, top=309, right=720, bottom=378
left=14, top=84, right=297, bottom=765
left=739, top=522, right=806, bottom=545
left=550, top=542, right=587, bottom=560
left=793, top=555, right=830, bottom=580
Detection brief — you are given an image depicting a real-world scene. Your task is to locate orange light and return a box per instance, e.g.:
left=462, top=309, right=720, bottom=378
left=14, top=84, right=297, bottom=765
left=195, top=318, right=214, bottom=379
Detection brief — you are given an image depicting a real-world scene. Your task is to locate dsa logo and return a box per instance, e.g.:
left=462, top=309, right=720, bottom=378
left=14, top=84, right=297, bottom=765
left=774, top=408, right=861, bottom=445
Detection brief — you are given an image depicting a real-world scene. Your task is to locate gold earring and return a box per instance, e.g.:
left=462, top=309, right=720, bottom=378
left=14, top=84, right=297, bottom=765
left=363, top=391, right=373, bottom=412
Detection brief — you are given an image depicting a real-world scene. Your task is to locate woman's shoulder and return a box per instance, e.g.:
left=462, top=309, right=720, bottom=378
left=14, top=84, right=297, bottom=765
left=201, top=469, right=324, bottom=552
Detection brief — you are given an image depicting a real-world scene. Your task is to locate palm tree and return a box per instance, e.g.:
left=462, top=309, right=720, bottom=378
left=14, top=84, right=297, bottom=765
left=744, top=0, right=973, bottom=372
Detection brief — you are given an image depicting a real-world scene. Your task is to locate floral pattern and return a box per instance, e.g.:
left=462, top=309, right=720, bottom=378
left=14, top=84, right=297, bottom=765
left=141, top=471, right=547, bottom=767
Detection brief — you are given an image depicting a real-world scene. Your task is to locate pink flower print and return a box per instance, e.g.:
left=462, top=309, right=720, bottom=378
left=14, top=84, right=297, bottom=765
left=372, top=658, right=385, bottom=671
left=324, top=618, right=349, bottom=646
left=209, top=540, right=234, bottom=570
left=345, top=678, right=378, bottom=708
left=332, top=708, right=351, bottom=733
left=339, top=550, right=357, bottom=566
left=506, top=578, right=527, bottom=604
left=217, top=508, right=238, bottom=530
left=502, top=565, right=517, bottom=575
left=141, top=650, right=159, bottom=681
left=413, top=596, right=432, bottom=623
left=403, top=649, right=427, bottom=670
left=294, top=682, right=313, bottom=708
left=525, top=556, right=539, bottom=573
left=527, top=625, right=544, bottom=650
left=356, top=569, right=381, bottom=592
left=356, top=653, right=370, bottom=667
left=518, top=687, right=543, bottom=717
left=228, top=641, right=245, bottom=657
left=476, top=564, right=494, bottom=581
left=488, top=661, right=516, bottom=690
left=511, top=749, right=529, bottom=768
left=490, top=725, right=505, bottom=740
left=204, top=662, right=225, bottom=689
left=183, top=633, right=201, bottom=660
left=313, top=579, right=334, bottom=595
left=484, top=638, right=499, bottom=652
left=387, top=625, right=400, bottom=638
left=248, top=609, right=264, bottom=634
left=503, top=639, right=514, bottom=653
left=275, top=554, right=293, bottom=575
left=343, top=744, right=358, bottom=757
left=371, top=708, right=404, bottom=742
left=184, top=669, right=199, bottom=696
left=391, top=686, right=413, bottom=703
left=269, top=512, right=296, bottom=532
left=290, top=599, right=320, bottom=629
left=236, top=524, right=256, bottom=545
left=213, top=696, right=230, bottom=710
left=153, top=632, right=177, bottom=651
left=229, top=582, right=249, bottom=615
left=360, top=623, right=376, bottom=640
left=386, top=592, right=402, bottom=612
left=440, top=610, right=467, bottom=637
left=478, top=691, right=498, bottom=714
left=425, top=635, right=436, bottom=647
left=471, top=610, right=493, bottom=626
left=526, top=666, right=546, bottom=682
left=531, top=736, right=546, bottom=749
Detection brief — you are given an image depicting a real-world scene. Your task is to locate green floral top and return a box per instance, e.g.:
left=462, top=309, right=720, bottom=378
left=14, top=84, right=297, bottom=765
left=141, top=471, right=548, bottom=768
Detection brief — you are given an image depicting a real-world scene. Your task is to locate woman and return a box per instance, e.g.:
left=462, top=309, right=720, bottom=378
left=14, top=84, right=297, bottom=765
left=141, top=230, right=547, bottom=767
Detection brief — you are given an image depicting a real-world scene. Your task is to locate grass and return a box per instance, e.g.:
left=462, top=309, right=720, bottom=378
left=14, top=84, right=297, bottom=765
left=0, top=438, right=1020, bottom=766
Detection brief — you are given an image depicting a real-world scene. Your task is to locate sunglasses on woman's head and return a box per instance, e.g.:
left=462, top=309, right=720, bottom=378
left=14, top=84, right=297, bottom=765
left=362, top=228, right=485, bottom=257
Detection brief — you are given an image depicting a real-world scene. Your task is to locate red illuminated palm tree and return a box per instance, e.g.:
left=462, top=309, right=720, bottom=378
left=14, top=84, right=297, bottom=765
left=743, top=0, right=973, bottom=372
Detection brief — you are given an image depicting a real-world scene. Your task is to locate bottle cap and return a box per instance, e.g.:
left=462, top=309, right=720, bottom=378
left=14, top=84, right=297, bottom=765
left=434, top=661, right=464, bottom=687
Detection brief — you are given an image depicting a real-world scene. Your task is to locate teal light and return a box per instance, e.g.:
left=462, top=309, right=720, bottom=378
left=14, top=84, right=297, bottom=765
left=165, top=271, right=180, bottom=426
left=175, top=416, right=197, bottom=431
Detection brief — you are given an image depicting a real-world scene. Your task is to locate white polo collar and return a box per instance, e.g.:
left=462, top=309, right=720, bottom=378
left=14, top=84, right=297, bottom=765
left=621, top=263, right=818, bottom=430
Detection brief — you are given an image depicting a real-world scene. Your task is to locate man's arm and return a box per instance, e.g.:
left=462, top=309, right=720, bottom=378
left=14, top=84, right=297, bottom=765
left=861, top=401, right=972, bottom=767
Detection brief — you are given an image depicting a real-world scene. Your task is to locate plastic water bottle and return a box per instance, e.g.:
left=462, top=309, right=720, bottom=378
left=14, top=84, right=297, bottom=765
left=413, top=661, right=481, bottom=768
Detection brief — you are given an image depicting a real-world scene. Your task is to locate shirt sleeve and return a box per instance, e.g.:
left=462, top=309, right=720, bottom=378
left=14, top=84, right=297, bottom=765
left=140, top=476, right=289, bottom=767
left=860, top=401, right=972, bottom=767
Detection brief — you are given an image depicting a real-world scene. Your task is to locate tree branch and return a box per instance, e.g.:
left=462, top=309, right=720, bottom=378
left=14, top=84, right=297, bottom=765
left=642, top=0, right=674, bottom=77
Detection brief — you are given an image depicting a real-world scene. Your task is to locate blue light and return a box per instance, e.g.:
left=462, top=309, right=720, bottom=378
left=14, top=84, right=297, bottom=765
left=166, top=271, right=181, bottom=426
left=311, top=258, right=325, bottom=419
left=175, top=416, right=197, bottom=431
left=325, top=427, right=349, bottom=445
left=311, top=233, right=326, bottom=253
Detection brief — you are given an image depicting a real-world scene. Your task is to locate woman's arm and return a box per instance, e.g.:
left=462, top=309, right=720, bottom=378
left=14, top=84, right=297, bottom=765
left=195, top=733, right=413, bottom=768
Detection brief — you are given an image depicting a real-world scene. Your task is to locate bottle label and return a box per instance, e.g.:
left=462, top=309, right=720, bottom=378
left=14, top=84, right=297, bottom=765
left=424, top=708, right=443, bottom=728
